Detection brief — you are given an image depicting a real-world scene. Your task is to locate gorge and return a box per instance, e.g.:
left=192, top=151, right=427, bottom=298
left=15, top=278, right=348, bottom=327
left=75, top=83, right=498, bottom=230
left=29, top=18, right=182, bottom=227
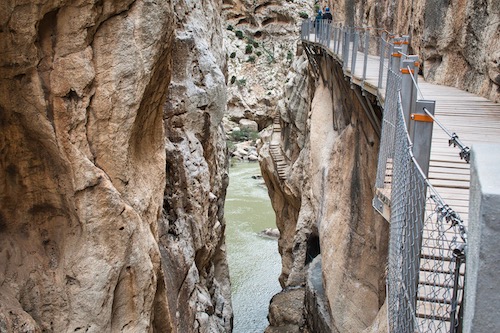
left=1, top=0, right=499, bottom=332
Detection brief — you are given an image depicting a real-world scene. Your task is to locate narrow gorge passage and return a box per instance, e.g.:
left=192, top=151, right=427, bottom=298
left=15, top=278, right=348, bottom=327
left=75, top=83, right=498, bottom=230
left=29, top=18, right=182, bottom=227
left=225, top=162, right=281, bottom=332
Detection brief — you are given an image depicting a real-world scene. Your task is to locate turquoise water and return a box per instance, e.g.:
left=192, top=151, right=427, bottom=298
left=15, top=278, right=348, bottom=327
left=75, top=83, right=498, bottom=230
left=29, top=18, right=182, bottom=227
left=226, top=162, right=282, bottom=332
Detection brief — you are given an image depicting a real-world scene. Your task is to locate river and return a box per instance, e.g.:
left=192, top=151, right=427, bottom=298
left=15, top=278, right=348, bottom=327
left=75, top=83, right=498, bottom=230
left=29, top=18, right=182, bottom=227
left=226, top=162, right=282, bottom=333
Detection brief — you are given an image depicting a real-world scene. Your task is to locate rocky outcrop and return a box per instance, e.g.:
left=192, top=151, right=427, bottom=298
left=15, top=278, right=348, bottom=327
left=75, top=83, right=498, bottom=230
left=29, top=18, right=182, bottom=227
left=0, top=0, right=230, bottom=332
left=338, top=0, right=500, bottom=102
left=160, top=0, right=232, bottom=332
left=223, top=0, right=314, bottom=129
left=260, top=42, right=388, bottom=332
left=304, top=256, right=333, bottom=333
left=266, top=288, right=306, bottom=333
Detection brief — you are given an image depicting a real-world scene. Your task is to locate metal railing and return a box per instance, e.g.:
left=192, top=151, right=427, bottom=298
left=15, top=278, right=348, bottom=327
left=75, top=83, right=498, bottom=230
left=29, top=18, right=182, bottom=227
left=300, top=18, right=468, bottom=333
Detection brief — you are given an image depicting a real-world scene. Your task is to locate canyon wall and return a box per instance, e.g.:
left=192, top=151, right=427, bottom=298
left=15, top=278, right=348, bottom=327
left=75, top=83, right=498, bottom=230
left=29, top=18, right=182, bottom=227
left=0, top=0, right=230, bottom=332
left=260, top=47, right=389, bottom=332
left=160, top=0, right=232, bottom=331
left=223, top=0, right=313, bottom=129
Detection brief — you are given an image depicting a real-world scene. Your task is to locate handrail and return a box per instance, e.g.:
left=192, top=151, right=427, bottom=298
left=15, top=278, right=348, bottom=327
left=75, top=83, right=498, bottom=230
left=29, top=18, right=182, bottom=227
left=423, top=108, right=471, bottom=163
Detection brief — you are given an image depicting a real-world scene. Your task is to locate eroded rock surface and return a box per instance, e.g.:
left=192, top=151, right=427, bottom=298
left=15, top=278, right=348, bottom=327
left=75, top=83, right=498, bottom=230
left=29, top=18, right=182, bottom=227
left=260, top=42, right=388, bottom=333
left=223, top=0, right=313, bottom=129
left=160, top=0, right=232, bottom=331
left=0, top=0, right=231, bottom=332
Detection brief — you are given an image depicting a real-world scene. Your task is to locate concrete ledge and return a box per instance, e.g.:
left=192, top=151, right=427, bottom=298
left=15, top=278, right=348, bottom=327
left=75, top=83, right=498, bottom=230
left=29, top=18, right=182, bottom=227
left=464, top=144, right=500, bottom=333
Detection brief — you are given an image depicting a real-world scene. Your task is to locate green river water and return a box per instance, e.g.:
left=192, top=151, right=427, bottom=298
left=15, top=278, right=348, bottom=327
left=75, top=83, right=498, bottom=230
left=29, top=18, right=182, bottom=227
left=226, top=162, right=282, bottom=332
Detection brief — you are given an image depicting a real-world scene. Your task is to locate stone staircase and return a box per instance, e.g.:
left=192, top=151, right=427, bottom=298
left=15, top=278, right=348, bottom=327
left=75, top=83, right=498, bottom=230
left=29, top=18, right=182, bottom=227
left=269, top=114, right=288, bottom=181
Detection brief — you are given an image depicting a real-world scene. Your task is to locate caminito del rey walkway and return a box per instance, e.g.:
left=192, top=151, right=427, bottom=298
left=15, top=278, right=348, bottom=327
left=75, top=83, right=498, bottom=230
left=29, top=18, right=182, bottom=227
left=299, top=19, right=500, bottom=333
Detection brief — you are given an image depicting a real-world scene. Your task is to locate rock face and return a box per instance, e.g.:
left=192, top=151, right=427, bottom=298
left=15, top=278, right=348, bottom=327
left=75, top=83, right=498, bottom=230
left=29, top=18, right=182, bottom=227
left=223, top=0, right=313, bottom=129
left=160, top=0, right=232, bottom=331
left=260, top=39, right=388, bottom=333
left=339, top=0, right=500, bottom=102
left=0, top=0, right=230, bottom=332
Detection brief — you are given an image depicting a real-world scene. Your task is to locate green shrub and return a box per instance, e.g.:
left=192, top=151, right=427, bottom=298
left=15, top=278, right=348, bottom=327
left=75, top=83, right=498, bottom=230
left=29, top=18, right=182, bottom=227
left=256, top=51, right=262, bottom=57
left=253, top=42, right=259, bottom=48
left=287, top=50, right=293, bottom=60
left=230, top=76, right=236, bottom=84
left=247, top=56, right=256, bottom=63
left=299, top=12, right=309, bottom=19
left=235, top=30, right=244, bottom=39
left=227, top=24, right=234, bottom=31
left=229, top=128, right=259, bottom=142
left=236, top=78, right=246, bottom=87
left=230, top=52, right=236, bottom=58
left=245, top=44, right=253, bottom=54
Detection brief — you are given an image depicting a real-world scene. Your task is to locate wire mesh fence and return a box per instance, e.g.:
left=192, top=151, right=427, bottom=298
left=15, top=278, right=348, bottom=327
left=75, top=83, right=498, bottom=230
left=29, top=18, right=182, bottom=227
left=375, top=69, right=401, bottom=189
left=387, top=95, right=467, bottom=333
left=417, top=190, right=466, bottom=333
left=388, top=98, right=427, bottom=332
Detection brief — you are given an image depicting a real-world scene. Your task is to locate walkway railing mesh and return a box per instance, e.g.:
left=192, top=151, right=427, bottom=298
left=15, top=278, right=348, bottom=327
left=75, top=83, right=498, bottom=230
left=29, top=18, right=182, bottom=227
left=300, top=18, right=468, bottom=333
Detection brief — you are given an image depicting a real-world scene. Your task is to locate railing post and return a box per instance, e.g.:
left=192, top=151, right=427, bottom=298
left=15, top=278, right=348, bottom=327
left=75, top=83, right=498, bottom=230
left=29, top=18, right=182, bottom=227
left=337, top=25, right=342, bottom=55
left=344, top=28, right=351, bottom=69
left=401, top=35, right=410, bottom=55
left=405, top=100, right=435, bottom=333
left=321, top=20, right=328, bottom=45
left=319, top=19, right=323, bottom=44
left=333, top=26, right=338, bottom=54
left=306, top=19, right=309, bottom=41
left=314, top=19, right=317, bottom=43
left=378, top=32, right=387, bottom=90
left=400, top=56, right=419, bottom=130
left=342, top=28, right=347, bottom=67
left=326, top=22, right=331, bottom=48
left=410, top=100, right=435, bottom=176
left=363, top=29, right=370, bottom=82
left=351, top=29, right=359, bottom=74
left=384, top=44, right=401, bottom=100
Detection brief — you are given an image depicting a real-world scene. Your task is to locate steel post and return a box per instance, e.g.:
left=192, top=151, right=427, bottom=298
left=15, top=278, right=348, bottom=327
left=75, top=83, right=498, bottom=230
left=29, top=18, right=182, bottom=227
left=378, top=32, right=387, bottom=90
left=338, top=25, right=343, bottom=54
left=410, top=100, right=435, bottom=177
left=326, top=22, right=331, bottom=48
left=402, top=35, right=410, bottom=54
left=351, top=30, right=358, bottom=74
left=400, top=58, right=414, bottom=130
left=363, top=30, right=370, bottom=82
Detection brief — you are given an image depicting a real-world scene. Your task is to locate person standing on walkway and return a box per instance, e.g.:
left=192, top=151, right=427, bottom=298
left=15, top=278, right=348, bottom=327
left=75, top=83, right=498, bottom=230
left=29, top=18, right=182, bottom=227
left=315, top=9, right=323, bottom=35
left=322, top=7, right=333, bottom=22
left=322, top=7, right=332, bottom=45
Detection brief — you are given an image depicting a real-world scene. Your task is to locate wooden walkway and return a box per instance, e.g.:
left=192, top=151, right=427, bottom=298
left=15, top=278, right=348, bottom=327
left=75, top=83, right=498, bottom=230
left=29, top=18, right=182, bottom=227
left=304, top=33, right=500, bottom=225
left=302, top=30, right=500, bottom=331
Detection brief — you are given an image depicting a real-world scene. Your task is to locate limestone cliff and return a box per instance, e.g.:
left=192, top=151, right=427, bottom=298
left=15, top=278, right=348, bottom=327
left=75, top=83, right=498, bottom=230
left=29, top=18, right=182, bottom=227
left=223, top=0, right=313, bottom=129
left=260, top=51, right=388, bottom=332
left=160, top=0, right=232, bottom=332
left=0, top=0, right=230, bottom=332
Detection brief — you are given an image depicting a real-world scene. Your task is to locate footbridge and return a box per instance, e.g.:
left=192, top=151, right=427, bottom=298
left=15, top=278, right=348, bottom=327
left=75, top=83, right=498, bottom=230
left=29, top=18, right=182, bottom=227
left=298, top=19, right=500, bottom=333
